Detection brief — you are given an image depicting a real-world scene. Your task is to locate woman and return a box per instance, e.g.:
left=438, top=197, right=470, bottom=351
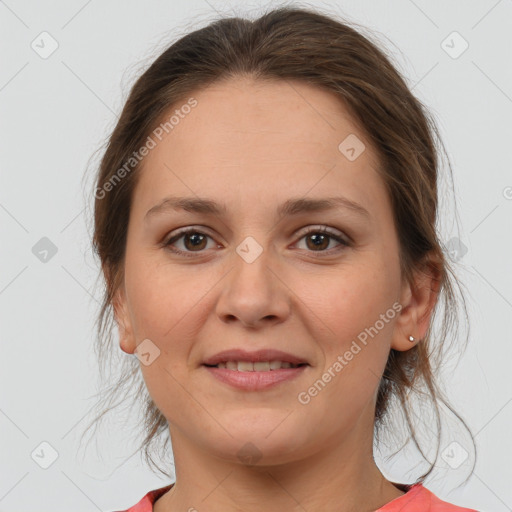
left=89, top=6, right=477, bottom=511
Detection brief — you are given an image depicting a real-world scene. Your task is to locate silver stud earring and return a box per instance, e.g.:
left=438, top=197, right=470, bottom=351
left=408, top=335, right=416, bottom=342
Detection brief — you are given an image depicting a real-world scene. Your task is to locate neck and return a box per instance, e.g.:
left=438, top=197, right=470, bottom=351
left=154, top=407, right=404, bottom=512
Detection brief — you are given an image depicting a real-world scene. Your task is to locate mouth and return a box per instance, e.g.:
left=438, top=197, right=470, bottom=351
left=203, top=361, right=307, bottom=371
left=201, top=349, right=310, bottom=390
left=203, top=362, right=308, bottom=391
left=202, top=348, right=309, bottom=370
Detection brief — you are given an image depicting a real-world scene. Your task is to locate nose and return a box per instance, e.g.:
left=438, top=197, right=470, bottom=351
left=215, top=246, right=291, bottom=329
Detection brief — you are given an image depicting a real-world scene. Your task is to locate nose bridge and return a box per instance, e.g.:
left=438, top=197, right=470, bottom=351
left=231, top=234, right=276, bottom=302
left=216, top=234, right=289, bottom=327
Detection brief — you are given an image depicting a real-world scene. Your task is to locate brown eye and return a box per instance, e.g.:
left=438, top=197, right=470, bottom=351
left=295, top=227, right=350, bottom=255
left=305, top=232, right=330, bottom=251
left=164, top=229, right=217, bottom=257
left=181, top=232, right=208, bottom=251
left=163, top=226, right=350, bottom=259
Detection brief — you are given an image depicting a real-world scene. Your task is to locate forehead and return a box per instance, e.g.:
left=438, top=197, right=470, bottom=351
left=133, top=76, right=387, bottom=219
left=152, top=76, right=373, bottom=164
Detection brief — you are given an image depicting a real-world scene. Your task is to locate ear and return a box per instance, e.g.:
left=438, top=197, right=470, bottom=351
left=112, top=282, right=137, bottom=355
left=391, top=253, right=441, bottom=351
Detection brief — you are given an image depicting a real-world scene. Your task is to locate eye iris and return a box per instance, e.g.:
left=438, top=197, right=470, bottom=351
left=172, top=229, right=340, bottom=254
left=184, top=232, right=207, bottom=251
left=307, top=233, right=329, bottom=251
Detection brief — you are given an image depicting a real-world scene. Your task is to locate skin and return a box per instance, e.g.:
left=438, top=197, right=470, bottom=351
left=113, top=76, right=439, bottom=512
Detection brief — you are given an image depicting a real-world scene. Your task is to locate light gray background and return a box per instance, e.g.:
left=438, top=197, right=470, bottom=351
left=1, top=0, right=511, bottom=511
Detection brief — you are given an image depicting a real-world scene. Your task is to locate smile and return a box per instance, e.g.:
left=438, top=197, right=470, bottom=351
left=203, top=363, right=308, bottom=390
left=205, top=360, right=306, bottom=371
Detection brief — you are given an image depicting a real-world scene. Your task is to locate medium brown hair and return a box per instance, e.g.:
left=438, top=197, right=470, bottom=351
left=83, top=4, right=475, bottom=482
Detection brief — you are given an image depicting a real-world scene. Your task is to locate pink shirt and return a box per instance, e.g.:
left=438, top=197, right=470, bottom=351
left=114, top=482, right=478, bottom=511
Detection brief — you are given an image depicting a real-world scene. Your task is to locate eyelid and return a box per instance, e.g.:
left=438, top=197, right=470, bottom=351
left=162, top=224, right=351, bottom=257
left=294, top=224, right=349, bottom=243
left=162, top=226, right=220, bottom=257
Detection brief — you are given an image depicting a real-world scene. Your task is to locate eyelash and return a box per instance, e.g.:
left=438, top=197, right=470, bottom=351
left=162, top=226, right=351, bottom=258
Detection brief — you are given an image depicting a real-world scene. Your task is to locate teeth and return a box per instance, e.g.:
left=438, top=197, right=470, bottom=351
left=237, top=361, right=253, bottom=372
left=213, top=360, right=301, bottom=371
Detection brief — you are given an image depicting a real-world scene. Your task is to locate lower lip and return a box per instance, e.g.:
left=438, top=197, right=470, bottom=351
left=203, top=365, right=308, bottom=390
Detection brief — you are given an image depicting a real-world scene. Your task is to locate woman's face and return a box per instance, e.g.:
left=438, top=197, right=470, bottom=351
left=115, top=76, right=418, bottom=464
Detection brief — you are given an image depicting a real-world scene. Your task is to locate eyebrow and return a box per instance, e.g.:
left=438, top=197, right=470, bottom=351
left=145, top=195, right=371, bottom=221
left=145, top=197, right=371, bottom=219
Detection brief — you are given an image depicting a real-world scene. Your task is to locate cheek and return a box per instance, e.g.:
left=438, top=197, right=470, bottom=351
left=124, top=251, right=203, bottom=339
left=310, top=260, right=396, bottom=337
left=123, top=257, right=206, bottom=415
left=310, top=259, right=398, bottom=389
left=300, top=266, right=395, bottom=422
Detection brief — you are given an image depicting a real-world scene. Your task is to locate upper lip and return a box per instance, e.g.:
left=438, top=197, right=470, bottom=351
left=203, top=349, right=309, bottom=366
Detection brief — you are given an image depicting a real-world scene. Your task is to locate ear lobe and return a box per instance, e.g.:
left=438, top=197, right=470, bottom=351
left=112, top=284, right=136, bottom=355
left=391, top=256, right=441, bottom=352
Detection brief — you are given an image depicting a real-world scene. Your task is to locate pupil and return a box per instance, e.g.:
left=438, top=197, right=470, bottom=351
left=183, top=233, right=330, bottom=252
left=309, top=233, right=328, bottom=250
left=186, top=233, right=206, bottom=250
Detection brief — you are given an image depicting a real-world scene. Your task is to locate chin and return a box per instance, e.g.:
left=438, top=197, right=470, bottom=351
left=202, top=416, right=310, bottom=466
